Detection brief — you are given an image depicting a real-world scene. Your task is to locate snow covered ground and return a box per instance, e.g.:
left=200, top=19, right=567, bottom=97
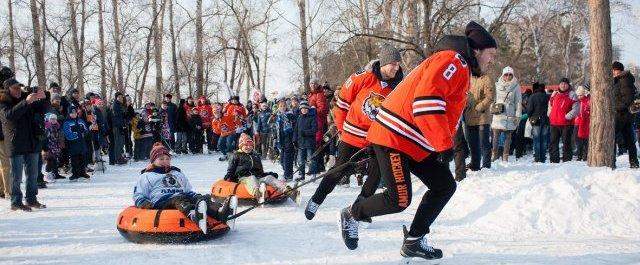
left=1, top=153, right=640, bottom=265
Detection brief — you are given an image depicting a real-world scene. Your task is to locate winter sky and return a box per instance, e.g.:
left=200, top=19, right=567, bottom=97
left=1, top=0, right=639, bottom=98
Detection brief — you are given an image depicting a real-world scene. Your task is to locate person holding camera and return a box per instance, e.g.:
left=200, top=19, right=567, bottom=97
left=63, top=106, right=89, bottom=181
left=0, top=78, right=48, bottom=211
left=490, top=66, right=522, bottom=162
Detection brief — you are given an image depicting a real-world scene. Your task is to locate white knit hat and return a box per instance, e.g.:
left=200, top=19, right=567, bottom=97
left=502, top=66, right=514, bottom=76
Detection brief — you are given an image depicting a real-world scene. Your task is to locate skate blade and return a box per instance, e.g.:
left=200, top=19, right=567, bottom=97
left=400, top=257, right=442, bottom=265
left=360, top=221, right=372, bottom=229
left=196, top=200, right=208, bottom=234
left=294, top=181, right=302, bottom=206
left=258, top=183, right=267, bottom=207
left=230, top=196, right=238, bottom=230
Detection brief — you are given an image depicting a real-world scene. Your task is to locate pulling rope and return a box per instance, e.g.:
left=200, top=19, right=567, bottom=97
left=227, top=147, right=369, bottom=221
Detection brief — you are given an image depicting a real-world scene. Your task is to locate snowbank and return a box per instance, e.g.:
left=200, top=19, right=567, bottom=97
left=0, top=154, right=639, bottom=264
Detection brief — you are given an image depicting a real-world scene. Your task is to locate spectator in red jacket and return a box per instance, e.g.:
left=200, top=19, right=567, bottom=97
left=224, top=96, right=247, bottom=128
left=196, top=96, right=215, bottom=153
left=307, top=80, right=329, bottom=173
left=547, top=78, right=579, bottom=163
left=574, top=85, right=591, bottom=161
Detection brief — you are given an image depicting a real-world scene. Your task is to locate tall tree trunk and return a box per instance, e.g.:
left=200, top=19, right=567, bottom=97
left=30, top=0, right=46, bottom=88
left=138, top=28, right=154, bottom=107
left=381, top=0, right=394, bottom=38
left=297, top=0, right=311, bottom=93
left=7, top=0, right=16, bottom=71
left=229, top=35, right=241, bottom=91
left=40, top=0, right=46, bottom=67
left=69, top=0, right=85, bottom=95
left=98, top=0, right=107, bottom=99
left=261, top=21, right=270, bottom=93
left=168, top=0, right=180, bottom=100
left=195, top=0, right=204, bottom=97
left=112, top=0, right=124, bottom=93
left=153, top=0, right=165, bottom=104
left=587, top=0, right=615, bottom=168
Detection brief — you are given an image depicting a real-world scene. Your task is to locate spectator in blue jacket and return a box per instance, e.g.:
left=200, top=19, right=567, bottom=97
left=275, top=100, right=296, bottom=180
left=63, top=106, right=89, bottom=181
left=255, top=102, right=273, bottom=159
left=294, top=101, right=317, bottom=181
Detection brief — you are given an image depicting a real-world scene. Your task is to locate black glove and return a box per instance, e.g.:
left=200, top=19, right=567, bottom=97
left=71, top=125, right=85, bottom=134
left=263, top=172, right=278, bottom=178
left=139, top=200, right=153, bottom=209
left=354, top=159, right=368, bottom=175
left=435, top=148, right=454, bottom=164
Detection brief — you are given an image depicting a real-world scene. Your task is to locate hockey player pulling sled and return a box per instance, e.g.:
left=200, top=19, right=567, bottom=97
left=305, top=43, right=404, bottom=222
left=338, top=21, right=497, bottom=261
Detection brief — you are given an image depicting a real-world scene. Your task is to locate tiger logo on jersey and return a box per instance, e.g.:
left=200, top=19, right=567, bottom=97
left=362, top=91, right=386, bottom=120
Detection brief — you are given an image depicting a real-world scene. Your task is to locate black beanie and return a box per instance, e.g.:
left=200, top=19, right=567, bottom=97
left=560, top=77, right=570, bottom=84
left=612, top=61, right=624, bottom=71
left=465, top=21, right=497, bottom=50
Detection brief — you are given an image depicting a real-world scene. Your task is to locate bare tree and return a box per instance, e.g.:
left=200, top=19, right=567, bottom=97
left=168, top=0, right=180, bottom=99
left=587, top=0, right=615, bottom=167
left=298, top=0, right=311, bottom=93
left=68, top=0, right=86, bottom=94
left=7, top=0, right=17, bottom=70
left=30, top=0, right=46, bottom=88
left=112, top=0, right=124, bottom=93
left=153, top=0, right=166, bottom=103
left=195, top=0, right=204, bottom=97
left=98, top=0, right=107, bottom=99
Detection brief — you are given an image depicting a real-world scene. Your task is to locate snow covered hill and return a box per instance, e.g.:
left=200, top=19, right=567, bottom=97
left=1, top=154, right=639, bottom=265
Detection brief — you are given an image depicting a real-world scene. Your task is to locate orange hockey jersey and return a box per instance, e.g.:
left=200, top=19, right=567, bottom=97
left=334, top=61, right=402, bottom=148
left=213, top=115, right=237, bottom=137
left=366, top=50, right=471, bottom=161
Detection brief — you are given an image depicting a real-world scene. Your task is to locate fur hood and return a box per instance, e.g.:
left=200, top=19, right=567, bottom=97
left=0, top=89, right=27, bottom=105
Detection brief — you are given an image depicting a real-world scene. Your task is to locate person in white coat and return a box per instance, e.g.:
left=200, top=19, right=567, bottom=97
left=490, top=66, right=521, bottom=161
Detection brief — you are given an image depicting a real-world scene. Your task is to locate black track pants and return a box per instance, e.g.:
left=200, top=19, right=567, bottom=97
left=350, top=144, right=456, bottom=237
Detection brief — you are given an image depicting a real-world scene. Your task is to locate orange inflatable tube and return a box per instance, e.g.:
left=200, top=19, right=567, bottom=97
left=117, top=206, right=229, bottom=244
left=211, top=179, right=285, bottom=202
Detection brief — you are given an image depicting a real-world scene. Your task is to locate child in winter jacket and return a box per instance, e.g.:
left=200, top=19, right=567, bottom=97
left=133, top=142, right=234, bottom=231
left=131, top=111, right=154, bottom=161
left=224, top=134, right=298, bottom=202
left=294, top=101, right=318, bottom=181
left=274, top=101, right=296, bottom=180
left=255, top=102, right=273, bottom=159
left=189, top=108, right=204, bottom=154
left=43, top=113, right=66, bottom=182
left=216, top=112, right=238, bottom=161
left=63, top=106, right=89, bottom=181
left=574, top=85, right=591, bottom=161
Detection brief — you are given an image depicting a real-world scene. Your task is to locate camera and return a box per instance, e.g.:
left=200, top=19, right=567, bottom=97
left=24, top=86, right=39, bottom=94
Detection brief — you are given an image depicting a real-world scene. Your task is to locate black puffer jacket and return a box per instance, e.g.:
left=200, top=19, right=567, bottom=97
left=0, top=90, right=48, bottom=156
left=614, top=71, right=637, bottom=123
left=526, top=89, right=550, bottom=125
left=224, top=151, right=276, bottom=182
left=295, top=108, right=317, bottom=149
left=175, top=100, right=189, bottom=132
